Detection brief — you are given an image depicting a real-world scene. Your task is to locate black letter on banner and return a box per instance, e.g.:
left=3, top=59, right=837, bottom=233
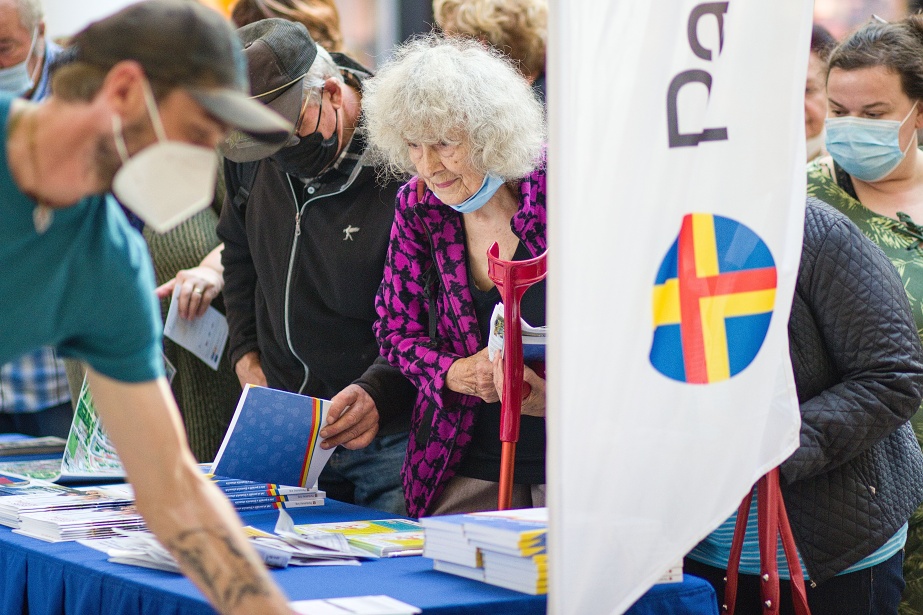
left=688, top=2, right=728, bottom=61
left=667, top=69, right=728, bottom=148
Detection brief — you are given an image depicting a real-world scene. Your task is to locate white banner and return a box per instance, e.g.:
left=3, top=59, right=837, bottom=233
left=44, top=0, right=139, bottom=38
left=547, top=1, right=812, bottom=613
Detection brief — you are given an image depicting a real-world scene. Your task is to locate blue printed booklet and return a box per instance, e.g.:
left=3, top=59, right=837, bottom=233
left=211, top=385, right=336, bottom=489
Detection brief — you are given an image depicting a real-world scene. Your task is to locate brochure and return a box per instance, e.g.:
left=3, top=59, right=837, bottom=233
left=211, top=385, right=336, bottom=488
left=163, top=283, right=229, bottom=370
left=487, top=302, right=546, bottom=362
left=59, top=375, right=125, bottom=481
left=293, top=519, right=424, bottom=557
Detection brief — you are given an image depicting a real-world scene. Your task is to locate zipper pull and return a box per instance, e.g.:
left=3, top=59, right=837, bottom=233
left=295, top=211, right=302, bottom=237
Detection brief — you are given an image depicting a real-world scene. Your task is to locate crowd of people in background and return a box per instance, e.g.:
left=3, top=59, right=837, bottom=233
left=7, top=0, right=923, bottom=613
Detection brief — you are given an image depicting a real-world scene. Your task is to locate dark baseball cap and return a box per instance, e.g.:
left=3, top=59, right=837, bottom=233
left=71, top=0, right=292, bottom=144
left=220, top=19, right=319, bottom=163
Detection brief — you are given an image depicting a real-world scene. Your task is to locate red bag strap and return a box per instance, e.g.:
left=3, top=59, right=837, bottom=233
left=724, top=469, right=811, bottom=615
left=724, top=488, right=752, bottom=613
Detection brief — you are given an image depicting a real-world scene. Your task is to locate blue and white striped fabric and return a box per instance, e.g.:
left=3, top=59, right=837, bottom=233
left=0, top=347, right=71, bottom=413
left=688, top=490, right=906, bottom=579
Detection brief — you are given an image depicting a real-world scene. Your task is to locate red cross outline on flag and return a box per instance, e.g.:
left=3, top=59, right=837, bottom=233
left=651, top=213, right=778, bottom=384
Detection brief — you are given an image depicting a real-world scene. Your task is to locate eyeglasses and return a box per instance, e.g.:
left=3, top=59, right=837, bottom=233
left=218, top=86, right=326, bottom=163
left=294, top=86, right=326, bottom=136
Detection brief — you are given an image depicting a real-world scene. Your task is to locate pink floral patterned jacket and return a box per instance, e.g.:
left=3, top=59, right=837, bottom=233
left=374, top=165, right=547, bottom=516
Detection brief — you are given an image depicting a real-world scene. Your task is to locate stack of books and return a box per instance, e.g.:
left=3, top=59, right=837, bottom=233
left=421, top=508, right=548, bottom=594
left=0, top=482, right=135, bottom=530
left=17, top=505, right=145, bottom=542
left=207, top=473, right=326, bottom=512
left=422, top=508, right=683, bottom=593
left=0, top=434, right=67, bottom=457
left=0, top=483, right=144, bottom=542
left=465, top=510, right=548, bottom=594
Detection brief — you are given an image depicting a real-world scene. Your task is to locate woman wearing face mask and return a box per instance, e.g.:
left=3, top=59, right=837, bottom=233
left=806, top=15, right=923, bottom=612
left=364, top=36, right=546, bottom=517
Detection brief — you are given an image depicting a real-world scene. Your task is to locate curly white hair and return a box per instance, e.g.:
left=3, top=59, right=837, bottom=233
left=361, top=34, right=545, bottom=181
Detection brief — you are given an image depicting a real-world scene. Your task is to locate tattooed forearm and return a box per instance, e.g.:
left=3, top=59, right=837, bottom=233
left=167, top=527, right=272, bottom=610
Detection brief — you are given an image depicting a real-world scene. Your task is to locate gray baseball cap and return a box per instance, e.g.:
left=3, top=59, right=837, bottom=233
left=72, top=0, right=293, bottom=144
left=220, top=19, right=319, bottom=163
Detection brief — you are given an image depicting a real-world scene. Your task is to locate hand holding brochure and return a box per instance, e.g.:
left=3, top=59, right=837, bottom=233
left=487, top=302, right=546, bottom=362
left=211, top=385, right=336, bottom=488
left=163, top=283, right=229, bottom=370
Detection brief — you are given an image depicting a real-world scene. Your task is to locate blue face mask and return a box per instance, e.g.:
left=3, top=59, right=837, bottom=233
left=448, top=173, right=505, bottom=214
left=0, top=28, right=38, bottom=96
left=825, top=102, right=918, bottom=182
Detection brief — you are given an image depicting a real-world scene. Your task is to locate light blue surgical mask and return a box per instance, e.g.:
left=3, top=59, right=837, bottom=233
left=825, top=102, right=919, bottom=182
left=448, top=173, right=505, bottom=214
left=0, top=28, right=38, bottom=96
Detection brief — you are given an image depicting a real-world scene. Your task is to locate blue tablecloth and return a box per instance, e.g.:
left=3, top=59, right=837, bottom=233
left=0, top=450, right=717, bottom=614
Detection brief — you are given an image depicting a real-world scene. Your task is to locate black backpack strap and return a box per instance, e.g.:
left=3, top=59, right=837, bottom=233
left=227, top=159, right=261, bottom=210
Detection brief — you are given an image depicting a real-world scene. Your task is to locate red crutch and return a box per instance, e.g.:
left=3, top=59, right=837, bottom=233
left=486, top=242, right=548, bottom=510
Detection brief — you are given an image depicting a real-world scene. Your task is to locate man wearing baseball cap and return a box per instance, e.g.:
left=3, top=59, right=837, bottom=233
left=218, top=19, right=414, bottom=516
left=0, top=1, right=292, bottom=613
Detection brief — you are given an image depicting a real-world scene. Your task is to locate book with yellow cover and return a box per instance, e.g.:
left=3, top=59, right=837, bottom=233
left=294, top=519, right=424, bottom=557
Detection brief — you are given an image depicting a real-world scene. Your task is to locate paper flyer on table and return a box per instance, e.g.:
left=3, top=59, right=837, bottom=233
left=290, top=595, right=421, bottom=615
left=163, top=284, right=228, bottom=370
left=212, top=385, right=336, bottom=488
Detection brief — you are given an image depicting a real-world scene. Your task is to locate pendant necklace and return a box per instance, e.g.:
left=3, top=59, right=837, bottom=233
left=26, top=109, right=52, bottom=234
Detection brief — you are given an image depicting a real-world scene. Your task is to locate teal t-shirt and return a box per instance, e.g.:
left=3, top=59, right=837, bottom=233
left=0, top=96, right=163, bottom=382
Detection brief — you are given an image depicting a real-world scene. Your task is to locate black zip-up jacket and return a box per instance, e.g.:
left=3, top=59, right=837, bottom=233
left=781, top=199, right=923, bottom=582
left=217, top=64, right=413, bottom=434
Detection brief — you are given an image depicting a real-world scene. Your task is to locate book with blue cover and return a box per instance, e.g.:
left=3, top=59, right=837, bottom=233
left=422, top=508, right=547, bottom=556
left=211, top=385, right=336, bottom=489
left=461, top=508, right=547, bottom=556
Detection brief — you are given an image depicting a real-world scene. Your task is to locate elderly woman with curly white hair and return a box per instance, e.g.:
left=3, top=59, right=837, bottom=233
left=364, top=35, right=546, bottom=517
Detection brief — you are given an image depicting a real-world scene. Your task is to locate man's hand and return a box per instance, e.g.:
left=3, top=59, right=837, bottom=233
left=446, top=347, right=500, bottom=402
left=85, top=370, right=291, bottom=614
left=235, top=351, right=267, bottom=389
left=320, top=384, right=379, bottom=450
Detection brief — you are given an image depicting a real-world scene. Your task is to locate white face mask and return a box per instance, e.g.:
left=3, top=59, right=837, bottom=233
left=111, top=79, right=218, bottom=233
left=0, top=28, right=38, bottom=95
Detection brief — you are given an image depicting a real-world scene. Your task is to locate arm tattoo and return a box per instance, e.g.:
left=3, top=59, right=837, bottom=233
left=167, top=527, right=272, bottom=610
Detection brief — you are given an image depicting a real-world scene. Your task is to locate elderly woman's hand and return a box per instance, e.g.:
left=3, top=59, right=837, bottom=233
left=446, top=348, right=500, bottom=402
left=492, top=352, right=545, bottom=418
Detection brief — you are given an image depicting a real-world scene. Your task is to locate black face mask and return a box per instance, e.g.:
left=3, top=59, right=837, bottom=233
left=271, top=90, right=340, bottom=180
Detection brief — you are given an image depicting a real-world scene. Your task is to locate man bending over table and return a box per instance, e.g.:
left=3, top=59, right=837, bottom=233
left=0, top=2, right=295, bottom=613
